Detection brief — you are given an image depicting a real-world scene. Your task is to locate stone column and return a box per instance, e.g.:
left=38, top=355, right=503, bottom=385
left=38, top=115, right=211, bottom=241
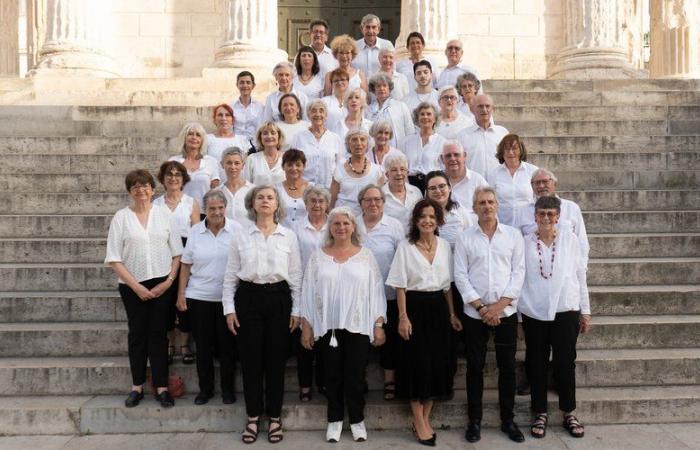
left=213, top=0, right=288, bottom=72
left=29, top=0, right=120, bottom=77
left=649, top=0, right=700, bottom=78
left=395, top=0, right=457, bottom=64
left=0, top=0, right=20, bottom=76
left=551, top=0, right=642, bottom=79
left=26, top=0, right=48, bottom=71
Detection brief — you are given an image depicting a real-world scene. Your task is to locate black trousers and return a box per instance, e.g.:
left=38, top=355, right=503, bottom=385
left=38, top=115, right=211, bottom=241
left=320, top=329, right=370, bottom=424
left=119, top=276, right=170, bottom=388
left=379, top=299, right=399, bottom=371
left=522, top=311, right=580, bottom=414
left=463, top=314, right=517, bottom=423
left=235, top=280, right=291, bottom=418
left=189, top=298, right=237, bottom=395
left=292, top=328, right=324, bottom=389
left=167, top=237, right=191, bottom=333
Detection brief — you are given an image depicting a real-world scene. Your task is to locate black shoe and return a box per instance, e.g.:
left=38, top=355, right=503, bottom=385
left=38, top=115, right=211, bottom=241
left=465, top=421, right=481, bottom=442
left=194, top=391, right=213, bottom=405
left=501, top=421, right=525, bottom=443
left=517, top=380, right=531, bottom=396
left=155, top=390, right=175, bottom=408
left=222, top=392, right=237, bottom=404
left=124, top=390, right=144, bottom=408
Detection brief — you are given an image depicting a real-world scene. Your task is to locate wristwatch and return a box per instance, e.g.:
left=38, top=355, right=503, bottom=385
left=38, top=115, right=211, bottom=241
left=475, top=304, right=486, bottom=311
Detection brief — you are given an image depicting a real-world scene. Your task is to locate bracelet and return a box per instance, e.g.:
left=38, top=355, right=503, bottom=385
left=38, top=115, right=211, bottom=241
left=475, top=304, right=486, bottom=311
left=167, top=275, right=176, bottom=282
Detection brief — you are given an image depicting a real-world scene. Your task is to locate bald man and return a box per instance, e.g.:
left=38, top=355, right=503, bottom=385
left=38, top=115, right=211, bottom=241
left=436, top=39, right=480, bottom=89
left=456, top=94, right=508, bottom=177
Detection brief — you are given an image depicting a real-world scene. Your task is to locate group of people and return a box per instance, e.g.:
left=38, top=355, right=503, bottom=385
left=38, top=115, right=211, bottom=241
left=104, top=13, right=592, bottom=446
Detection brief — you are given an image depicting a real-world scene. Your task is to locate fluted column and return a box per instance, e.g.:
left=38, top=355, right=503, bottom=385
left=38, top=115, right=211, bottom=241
left=395, top=0, right=457, bottom=64
left=29, top=0, right=120, bottom=77
left=0, top=0, right=20, bottom=76
left=552, top=0, right=642, bottom=79
left=213, top=0, right=288, bottom=71
left=649, top=0, right=700, bottom=78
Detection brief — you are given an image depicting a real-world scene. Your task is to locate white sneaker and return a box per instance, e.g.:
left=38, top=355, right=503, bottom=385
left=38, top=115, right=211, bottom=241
left=350, top=421, right=367, bottom=442
left=326, top=421, right=343, bottom=443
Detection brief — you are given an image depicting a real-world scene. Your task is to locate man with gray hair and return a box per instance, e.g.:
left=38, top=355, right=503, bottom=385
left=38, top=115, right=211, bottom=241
left=457, top=94, right=508, bottom=177
left=440, top=140, right=488, bottom=213
left=353, top=14, right=395, bottom=78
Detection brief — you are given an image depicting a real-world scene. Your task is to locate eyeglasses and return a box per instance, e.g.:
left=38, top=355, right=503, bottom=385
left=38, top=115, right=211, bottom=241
left=536, top=211, right=559, bottom=219
left=308, top=198, right=327, bottom=205
left=447, top=46, right=462, bottom=51
left=531, top=179, right=552, bottom=185
left=129, top=184, right=151, bottom=192
left=426, top=183, right=449, bottom=192
left=440, top=95, right=458, bottom=102
left=361, top=197, right=384, bottom=204
left=165, top=172, right=183, bottom=178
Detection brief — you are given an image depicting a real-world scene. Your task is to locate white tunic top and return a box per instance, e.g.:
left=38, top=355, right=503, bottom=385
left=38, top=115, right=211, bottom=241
left=487, top=162, right=539, bottom=227
left=329, top=117, right=373, bottom=143
left=104, top=204, right=183, bottom=283
left=206, top=133, right=250, bottom=182
left=333, top=162, right=384, bottom=215
left=216, top=182, right=254, bottom=227
left=232, top=98, right=264, bottom=141
left=519, top=230, right=591, bottom=321
left=291, top=216, right=327, bottom=271
left=301, top=247, right=387, bottom=342
left=153, top=194, right=195, bottom=238
left=436, top=63, right=480, bottom=89
left=221, top=224, right=302, bottom=316
left=243, top=151, right=285, bottom=186
left=293, top=74, right=324, bottom=100
left=457, top=120, right=509, bottom=178
left=276, top=183, right=308, bottom=228
left=453, top=222, right=525, bottom=319
left=262, top=89, right=309, bottom=123
left=439, top=206, right=475, bottom=250
left=275, top=120, right=311, bottom=147
left=436, top=113, right=475, bottom=140
left=321, top=95, right=345, bottom=129
left=367, top=147, right=403, bottom=167
left=386, top=238, right=453, bottom=292
left=290, top=128, right=344, bottom=188
left=168, top=155, right=221, bottom=209
left=450, top=170, right=489, bottom=212
left=356, top=214, right=405, bottom=300
left=353, top=37, right=395, bottom=77
left=402, top=90, right=441, bottom=116
left=399, top=132, right=447, bottom=175
left=366, top=98, right=414, bottom=147
left=181, top=219, right=240, bottom=302
left=381, top=183, right=422, bottom=231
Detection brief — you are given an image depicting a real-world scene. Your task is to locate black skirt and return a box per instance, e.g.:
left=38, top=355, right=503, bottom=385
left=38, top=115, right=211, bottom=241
left=396, top=290, right=454, bottom=401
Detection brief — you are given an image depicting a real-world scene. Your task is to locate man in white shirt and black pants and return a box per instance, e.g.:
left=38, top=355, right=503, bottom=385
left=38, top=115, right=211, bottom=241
left=454, top=186, right=526, bottom=444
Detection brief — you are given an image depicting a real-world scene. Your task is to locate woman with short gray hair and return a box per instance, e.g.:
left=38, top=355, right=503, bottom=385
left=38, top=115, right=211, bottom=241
left=436, top=85, right=474, bottom=140
left=381, top=152, right=422, bottom=230
left=262, top=61, right=309, bottom=123
left=217, top=147, right=254, bottom=225
left=368, top=120, right=402, bottom=166
left=366, top=73, right=413, bottom=146
left=399, top=102, right=446, bottom=194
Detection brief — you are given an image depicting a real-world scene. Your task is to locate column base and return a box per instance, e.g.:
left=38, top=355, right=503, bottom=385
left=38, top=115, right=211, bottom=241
left=550, top=46, right=645, bottom=79
left=28, top=45, right=121, bottom=78
left=213, top=44, right=288, bottom=71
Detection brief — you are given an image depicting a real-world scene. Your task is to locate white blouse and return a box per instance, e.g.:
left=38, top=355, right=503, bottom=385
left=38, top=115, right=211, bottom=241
left=436, top=113, right=475, bottom=140
left=399, top=132, right=447, bottom=175
left=402, top=90, right=441, bottom=117
left=367, top=147, right=403, bottom=167
left=382, top=183, right=422, bottom=231
left=221, top=224, right=302, bottom=316
left=321, top=95, right=345, bottom=129
left=168, top=155, right=221, bottom=209
left=206, top=133, right=249, bottom=165
left=365, top=98, right=414, bottom=147
left=243, top=151, right=285, bottom=186
left=439, top=205, right=475, bottom=250
left=216, top=182, right=254, bottom=226
left=291, top=216, right=327, bottom=271
left=275, top=120, right=311, bottom=147
left=450, top=170, right=489, bottom=212
left=301, top=247, right=387, bottom=342
left=262, top=89, right=309, bottom=123
left=276, top=183, right=308, bottom=228
left=290, top=128, right=344, bottom=188
left=104, top=205, right=183, bottom=283
left=519, top=230, right=591, bottom=321
left=356, top=214, right=405, bottom=301
left=293, top=74, right=324, bottom=100
left=329, top=117, right=373, bottom=143
left=386, top=238, right=453, bottom=292
left=333, top=162, right=384, bottom=215
left=181, top=220, right=240, bottom=302
left=232, top=98, right=264, bottom=141
left=487, top=161, right=539, bottom=227
left=456, top=101, right=476, bottom=121
left=153, top=194, right=195, bottom=238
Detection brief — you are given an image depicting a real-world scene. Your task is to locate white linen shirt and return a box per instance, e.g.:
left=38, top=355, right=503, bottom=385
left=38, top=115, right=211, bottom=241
left=206, top=133, right=250, bottom=182
left=232, top=98, right=264, bottom=142
left=291, top=216, right=327, bottom=271
left=387, top=70, right=410, bottom=100
left=436, top=113, right=475, bottom=140
left=104, top=205, right=183, bottom=283
left=487, top=162, right=539, bottom=227
left=439, top=206, right=475, bottom=249
left=290, top=128, right=344, bottom=188
left=181, top=219, right=240, bottom=301
left=450, top=169, right=489, bottom=212
left=436, top=63, right=480, bottom=89
left=321, top=95, right=345, bottom=129
left=386, top=238, right=453, bottom=292
left=457, top=120, right=508, bottom=178
left=402, top=90, right=441, bottom=116
left=315, top=45, right=339, bottom=76
left=216, top=182, right=254, bottom=227
left=221, top=224, right=302, bottom=316
left=262, top=89, right=309, bottom=123
left=366, top=98, right=414, bottom=147
left=519, top=230, right=591, bottom=321
left=399, top=132, right=447, bottom=175
left=293, top=74, right=324, bottom=100
left=301, top=247, right=387, bottom=342
left=153, top=194, right=195, bottom=239
left=353, top=37, right=395, bottom=77
left=168, top=155, right=220, bottom=209
left=243, top=151, right=285, bottom=186
left=356, top=214, right=405, bottom=300
left=329, top=117, right=373, bottom=143
left=456, top=101, right=476, bottom=120
left=382, top=183, right=422, bottom=231
left=453, top=223, right=525, bottom=319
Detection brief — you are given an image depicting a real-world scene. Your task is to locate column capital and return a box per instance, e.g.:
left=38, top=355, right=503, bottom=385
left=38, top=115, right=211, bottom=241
left=649, top=0, right=700, bottom=78
left=395, top=0, right=456, bottom=67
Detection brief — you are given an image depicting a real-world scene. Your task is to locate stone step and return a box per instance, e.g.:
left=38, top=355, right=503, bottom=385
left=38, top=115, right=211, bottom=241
left=2, top=385, right=699, bottom=435
left=588, top=233, right=700, bottom=258
left=2, top=154, right=164, bottom=175
left=520, top=135, right=700, bottom=153
left=528, top=152, right=699, bottom=171
left=583, top=210, right=700, bottom=233
left=1, top=348, right=697, bottom=397
left=0, top=215, right=113, bottom=238
left=553, top=170, right=699, bottom=190
left=559, top=190, right=700, bottom=211
left=587, top=257, right=700, bottom=286
left=589, top=285, right=700, bottom=316
left=483, top=79, right=700, bottom=92
left=490, top=90, right=700, bottom=107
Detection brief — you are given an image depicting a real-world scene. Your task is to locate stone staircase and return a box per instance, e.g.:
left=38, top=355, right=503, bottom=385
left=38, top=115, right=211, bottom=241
left=0, top=79, right=698, bottom=435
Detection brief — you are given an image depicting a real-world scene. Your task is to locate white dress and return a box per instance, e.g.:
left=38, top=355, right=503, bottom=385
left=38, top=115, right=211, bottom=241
left=168, top=155, right=220, bottom=209
left=333, top=162, right=384, bottom=215
left=293, top=74, right=324, bottom=100
left=153, top=194, right=195, bottom=238
left=243, top=151, right=285, bottom=186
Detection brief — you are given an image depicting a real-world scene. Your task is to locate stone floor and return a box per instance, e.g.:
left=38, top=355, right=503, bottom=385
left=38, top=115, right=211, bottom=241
left=1, top=424, right=698, bottom=450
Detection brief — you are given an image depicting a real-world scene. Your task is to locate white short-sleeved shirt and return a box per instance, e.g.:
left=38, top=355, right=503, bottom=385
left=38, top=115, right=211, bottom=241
left=301, top=247, right=387, bottom=341
left=439, top=205, right=475, bottom=249
left=386, top=238, right=453, bottom=292
left=457, top=120, right=509, bottom=178
left=333, top=162, right=384, bottom=215
left=356, top=214, right=405, bottom=300
left=450, top=170, right=489, bottom=212
left=436, top=63, right=480, bottom=89
left=181, top=219, right=240, bottom=301
left=293, top=74, right=324, bottom=100
left=232, top=99, right=264, bottom=142
left=216, top=182, right=254, bottom=227
left=353, top=37, right=395, bottom=78
left=221, top=224, right=302, bottom=316
left=329, top=117, right=373, bottom=143
left=153, top=194, right=195, bottom=238
left=367, top=147, right=403, bottom=167
left=399, top=132, right=447, bottom=175
left=487, top=162, right=539, bottom=227
left=519, top=230, right=591, bottom=321
left=436, top=113, right=475, bottom=140
left=366, top=98, right=414, bottom=147
left=277, top=183, right=308, bottom=228
left=315, top=45, right=339, bottom=77
left=290, top=128, right=344, bottom=188
left=206, top=133, right=250, bottom=182
left=104, top=205, right=183, bottom=283
left=396, top=56, right=442, bottom=91
left=321, top=95, right=345, bottom=129
left=168, top=155, right=221, bottom=209
left=275, top=120, right=311, bottom=147
left=262, top=89, right=309, bottom=123
left=243, top=151, right=285, bottom=186
left=382, top=183, right=422, bottom=231
left=402, top=90, right=441, bottom=116
left=291, top=215, right=327, bottom=271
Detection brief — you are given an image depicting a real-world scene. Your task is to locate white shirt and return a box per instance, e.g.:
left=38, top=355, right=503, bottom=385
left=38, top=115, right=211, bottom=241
left=217, top=182, right=254, bottom=227
left=321, top=95, right=345, bottom=129
left=333, top=162, right=384, bottom=215
left=293, top=74, right=324, bottom=100
left=168, top=155, right=220, bottom=209
left=366, top=98, right=414, bottom=147
left=456, top=101, right=476, bottom=120
left=329, top=117, right=373, bottom=143
left=402, top=90, right=440, bottom=116
left=436, top=63, right=480, bottom=89
left=275, top=120, right=311, bottom=147
left=519, top=230, right=591, bottom=321
left=353, top=37, right=395, bottom=78
left=439, top=206, right=475, bottom=249
left=515, top=197, right=590, bottom=268
left=314, top=45, right=339, bottom=77
left=386, top=70, right=410, bottom=100
left=396, top=56, right=442, bottom=91
left=386, top=238, right=453, bottom=292
left=291, top=215, right=327, bottom=271
left=436, top=113, right=475, bottom=140
left=105, top=205, right=183, bottom=283
left=206, top=133, right=250, bottom=182
left=222, top=223, right=302, bottom=316
left=356, top=214, right=405, bottom=300
left=153, top=194, right=195, bottom=238
left=232, top=98, right=264, bottom=142
left=290, top=128, right=344, bottom=188
left=487, top=162, right=539, bottom=227
left=181, top=219, right=239, bottom=302
left=448, top=169, right=487, bottom=210
left=262, top=89, right=309, bottom=123
left=301, top=247, right=387, bottom=341
left=382, top=183, right=422, bottom=231
left=399, top=132, right=447, bottom=175
left=277, top=183, right=308, bottom=228
left=454, top=222, right=525, bottom=319
left=243, top=151, right=285, bottom=186
left=367, top=146, right=403, bottom=166
left=457, top=120, right=508, bottom=178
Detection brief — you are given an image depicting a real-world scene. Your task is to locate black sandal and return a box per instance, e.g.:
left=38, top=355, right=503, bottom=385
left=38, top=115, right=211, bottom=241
left=241, top=417, right=259, bottom=444
left=181, top=345, right=195, bottom=365
left=268, top=417, right=284, bottom=444
left=383, top=381, right=396, bottom=401
left=563, top=414, right=584, bottom=438
left=530, top=413, right=547, bottom=438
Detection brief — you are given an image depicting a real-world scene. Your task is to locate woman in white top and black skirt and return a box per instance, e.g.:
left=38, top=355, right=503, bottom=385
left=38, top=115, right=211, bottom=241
left=386, top=198, right=463, bottom=446
left=104, top=169, right=183, bottom=409
left=300, top=206, right=386, bottom=443
left=222, top=185, right=302, bottom=444
left=519, top=195, right=592, bottom=439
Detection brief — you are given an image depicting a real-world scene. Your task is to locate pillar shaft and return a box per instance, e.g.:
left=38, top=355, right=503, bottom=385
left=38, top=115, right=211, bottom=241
left=0, top=0, right=20, bottom=76
left=395, top=0, right=456, bottom=63
left=649, top=0, right=700, bottom=78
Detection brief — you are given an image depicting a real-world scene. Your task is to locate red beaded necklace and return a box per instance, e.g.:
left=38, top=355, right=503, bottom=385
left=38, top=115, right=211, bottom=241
left=536, top=232, right=556, bottom=279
